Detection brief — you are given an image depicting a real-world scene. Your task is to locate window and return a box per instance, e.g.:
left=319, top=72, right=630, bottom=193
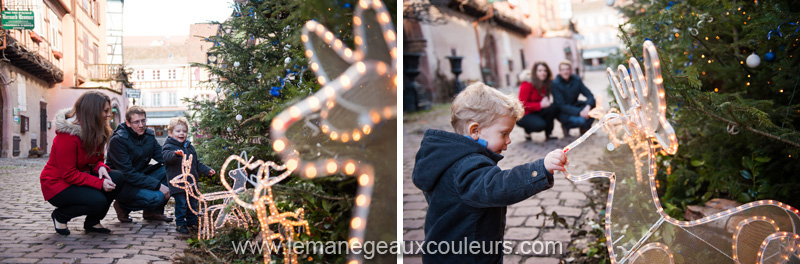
left=83, top=32, right=90, bottom=67
left=168, top=92, right=178, bottom=105
left=136, top=70, right=144, bottom=80
left=49, top=10, right=62, bottom=52
left=32, top=0, right=45, bottom=38
left=92, top=44, right=99, bottom=64
left=168, top=69, right=177, bottom=79
left=152, top=93, right=162, bottom=106
left=153, top=70, right=160, bottom=80
left=82, top=0, right=98, bottom=21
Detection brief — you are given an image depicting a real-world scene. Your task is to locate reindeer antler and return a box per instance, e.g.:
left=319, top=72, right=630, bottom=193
left=607, top=40, right=678, bottom=154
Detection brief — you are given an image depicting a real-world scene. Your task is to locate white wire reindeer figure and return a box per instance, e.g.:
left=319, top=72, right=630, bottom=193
left=563, top=40, right=800, bottom=264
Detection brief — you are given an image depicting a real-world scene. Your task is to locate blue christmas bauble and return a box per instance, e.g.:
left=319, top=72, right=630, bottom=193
left=764, top=51, right=776, bottom=62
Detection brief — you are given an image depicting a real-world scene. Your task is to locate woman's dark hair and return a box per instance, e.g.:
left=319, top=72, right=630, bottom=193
left=530, top=61, right=552, bottom=96
left=67, top=91, right=112, bottom=156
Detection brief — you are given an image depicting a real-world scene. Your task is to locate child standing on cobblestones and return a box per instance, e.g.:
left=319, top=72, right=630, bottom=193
left=161, top=117, right=216, bottom=234
left=412, top=82, right=567, bottom=263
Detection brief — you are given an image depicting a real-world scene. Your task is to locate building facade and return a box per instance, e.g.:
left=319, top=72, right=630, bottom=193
left=123, top=24, right=218, bottom=143
left=0, top=0, right=127, bottom=157
left=572, top=0, right=625, bottom=71
left=404, top=0, right=580, bottom=107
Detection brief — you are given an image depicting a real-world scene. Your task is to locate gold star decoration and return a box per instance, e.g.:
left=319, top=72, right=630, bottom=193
left=269, top=0, right=396, bottom=263
left=562, top=40, right=800, bottom=264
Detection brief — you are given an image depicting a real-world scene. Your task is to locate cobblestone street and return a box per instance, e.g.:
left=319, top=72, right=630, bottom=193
left=0, top=158, right=188, bottom=263
left=403, top=70, right=611, bottom=264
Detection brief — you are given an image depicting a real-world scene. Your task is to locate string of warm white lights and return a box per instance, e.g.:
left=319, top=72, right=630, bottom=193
left=169, top=154, right=252, bottom=240
left=563, top=40, right=800, bottom=264
left=628, top=242, right=674, bottom=264
left=270, top=1, right=396, bottom=263
left=218, top=154, right=310, bottom=264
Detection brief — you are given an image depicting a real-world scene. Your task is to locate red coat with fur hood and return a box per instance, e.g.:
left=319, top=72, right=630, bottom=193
left=40, top=108, right=109, bottom=201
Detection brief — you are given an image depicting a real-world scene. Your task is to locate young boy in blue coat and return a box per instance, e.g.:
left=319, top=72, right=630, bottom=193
left=412, top=82, right=567, bottom=263
left=162, top=117, right=216, bottom=234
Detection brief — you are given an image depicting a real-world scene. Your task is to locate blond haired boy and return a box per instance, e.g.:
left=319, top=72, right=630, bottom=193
left=161, top=117, right=215, bottom=234
left=412, top=82, right=567, bottom=263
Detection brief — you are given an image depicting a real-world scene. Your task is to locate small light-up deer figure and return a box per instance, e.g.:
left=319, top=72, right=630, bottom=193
left=218, top=155, right=310, bottom=264
left=168, top=154, right=251, bottom=240
left=563, top=40, right=800, bottom=264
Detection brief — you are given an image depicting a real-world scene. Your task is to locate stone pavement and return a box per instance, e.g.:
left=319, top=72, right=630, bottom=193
left=402, top=70, right=612, bottom=264
left=0, top=158, right=189, bottom=263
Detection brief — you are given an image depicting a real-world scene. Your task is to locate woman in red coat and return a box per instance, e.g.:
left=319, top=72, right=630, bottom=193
left=40, top=91, right=124, bottom=235
left=517, top=61, right=558, bottom=140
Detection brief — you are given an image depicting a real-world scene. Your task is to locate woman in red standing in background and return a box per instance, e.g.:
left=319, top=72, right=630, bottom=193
left=517, top=61, right=559, bottom=141
left=40, top=91, right=124, bottom=235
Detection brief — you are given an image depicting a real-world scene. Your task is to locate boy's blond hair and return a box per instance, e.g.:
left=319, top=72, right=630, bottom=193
left=168, top=116, right=189, bottom=133
left=450, top=82, right=524, bottom=134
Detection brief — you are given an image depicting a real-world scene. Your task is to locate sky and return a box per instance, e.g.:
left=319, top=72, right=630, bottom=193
left=123, top=0, right=235, bottom=36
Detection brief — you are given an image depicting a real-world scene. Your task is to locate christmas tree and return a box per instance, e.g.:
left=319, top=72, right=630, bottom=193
left=185, top=0, right=397, bottom=262
left=613, top=0, right=800, bottom=218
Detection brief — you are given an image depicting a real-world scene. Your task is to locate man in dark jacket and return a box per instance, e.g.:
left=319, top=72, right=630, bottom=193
left=552, top=60, right=596, bottom=136
left=106, top=106, right=173, bottom=222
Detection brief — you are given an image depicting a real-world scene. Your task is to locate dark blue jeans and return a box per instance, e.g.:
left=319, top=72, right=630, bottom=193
left=117, top=166, right=168, bottom=214
left=173, top=193, right=198, bottom=227
left=557, top=100, right=595, bottom=130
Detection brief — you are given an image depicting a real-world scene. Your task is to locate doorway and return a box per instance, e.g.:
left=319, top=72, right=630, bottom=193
left=40, top=102, right=47, bottom=154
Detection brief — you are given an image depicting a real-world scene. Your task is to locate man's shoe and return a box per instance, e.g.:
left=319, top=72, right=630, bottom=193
left=51, top=212, right=70, bottom=236
left=113, top=201, right=132, bottom=223
left=524, top=134, right=532, bottom=141
left=143, top=211, right=174, bottom=222
left=84, top=224, right=111, bottom=234
left=176, top=225, right=190, bottom=234
left=579, top=127, right=589, bottom=135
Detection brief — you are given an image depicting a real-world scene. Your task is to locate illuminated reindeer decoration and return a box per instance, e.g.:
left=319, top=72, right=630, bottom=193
left=218, top=154, right=310, bottom=264
left=168, top=154, right=252, bottom=240
left=563, top=40, right=800, bottom=264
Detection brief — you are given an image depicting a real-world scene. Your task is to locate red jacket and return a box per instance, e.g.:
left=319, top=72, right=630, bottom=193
left=40, top=108, right=108, bottom=201
left=518, top=81, right=548, bottom=115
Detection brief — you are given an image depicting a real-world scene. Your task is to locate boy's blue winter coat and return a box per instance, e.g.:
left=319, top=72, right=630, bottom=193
left=412, top=129, right=554, bottom=263
left=162, top=136, right=212, bottom=195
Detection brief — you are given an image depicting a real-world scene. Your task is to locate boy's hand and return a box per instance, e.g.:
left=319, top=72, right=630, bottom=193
left=208, top=169, right=216, bottom=176
left=174, top=150, right=184, bottom=157
left=544, top=149, right=568, bottom=173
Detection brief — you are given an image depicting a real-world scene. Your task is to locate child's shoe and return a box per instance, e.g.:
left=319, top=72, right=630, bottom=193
left=176, top=225, right=190, bottom=234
